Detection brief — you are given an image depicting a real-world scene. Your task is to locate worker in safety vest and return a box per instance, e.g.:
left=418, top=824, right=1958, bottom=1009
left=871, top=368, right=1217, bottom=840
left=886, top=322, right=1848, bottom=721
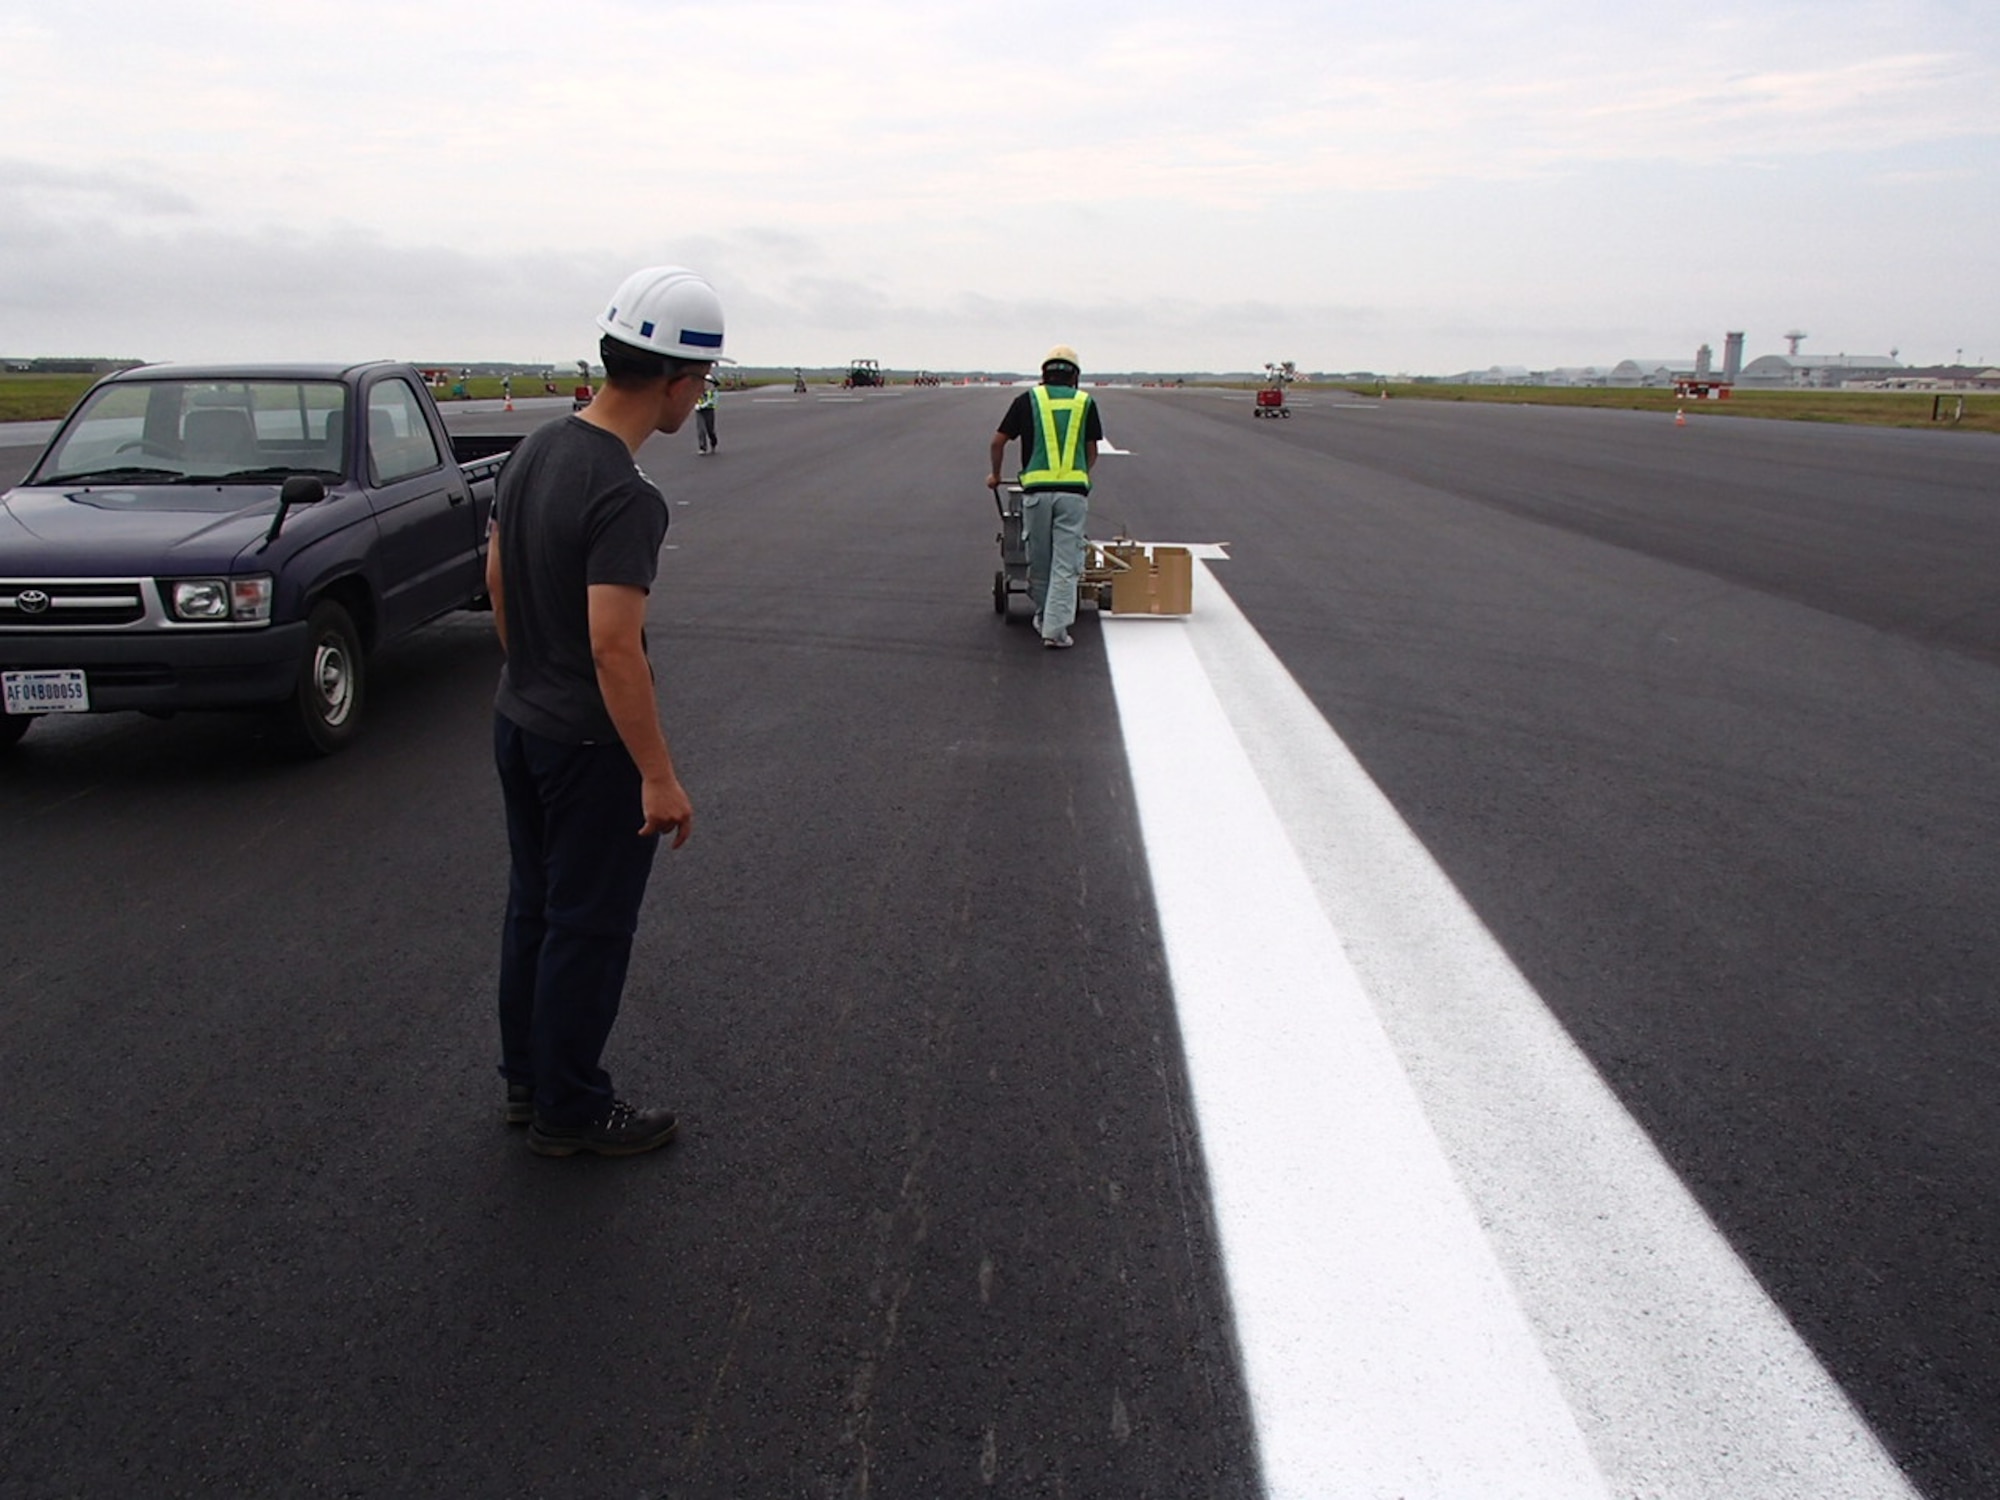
left=986, top=345, right=1103, bottom=649
left=694, top=375, right=719, bottom=454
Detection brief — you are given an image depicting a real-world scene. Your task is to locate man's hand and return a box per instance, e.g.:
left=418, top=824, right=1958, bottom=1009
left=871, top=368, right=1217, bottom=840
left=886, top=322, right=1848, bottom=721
left=640, top=772, right=694, bottom=847
left=985, top=472, right=1001, bottom=490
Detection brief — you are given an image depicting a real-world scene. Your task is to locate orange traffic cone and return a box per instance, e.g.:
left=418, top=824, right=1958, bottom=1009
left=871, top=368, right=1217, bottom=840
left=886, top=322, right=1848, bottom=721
left=1674, top=407, right=1686, bottom=427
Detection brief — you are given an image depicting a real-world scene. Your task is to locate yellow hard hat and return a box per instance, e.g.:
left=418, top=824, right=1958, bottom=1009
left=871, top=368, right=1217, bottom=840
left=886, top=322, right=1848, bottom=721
left=1042, top=344, right=1081, bottom=371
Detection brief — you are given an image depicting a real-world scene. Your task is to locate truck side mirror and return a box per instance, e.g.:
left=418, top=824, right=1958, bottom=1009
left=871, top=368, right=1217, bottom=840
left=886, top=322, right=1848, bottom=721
left=281, top=475, right=326, bottom=508
left=264, top=475, right=327, bottom=546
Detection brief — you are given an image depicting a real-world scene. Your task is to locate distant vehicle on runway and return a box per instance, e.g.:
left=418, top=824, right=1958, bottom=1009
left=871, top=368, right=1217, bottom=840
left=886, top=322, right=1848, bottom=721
left=0, top=362, right=522, bottom=754
left=843, top=359, right=884, bottom=389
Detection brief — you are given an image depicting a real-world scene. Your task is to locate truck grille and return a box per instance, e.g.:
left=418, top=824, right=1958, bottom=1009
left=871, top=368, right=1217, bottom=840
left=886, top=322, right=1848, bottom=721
left=0, top=580, right=148, bottom=627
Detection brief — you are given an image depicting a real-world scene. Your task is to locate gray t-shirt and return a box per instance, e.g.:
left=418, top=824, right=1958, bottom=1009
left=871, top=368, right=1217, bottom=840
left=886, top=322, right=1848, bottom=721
left=493, top=416, right=669, bottom=743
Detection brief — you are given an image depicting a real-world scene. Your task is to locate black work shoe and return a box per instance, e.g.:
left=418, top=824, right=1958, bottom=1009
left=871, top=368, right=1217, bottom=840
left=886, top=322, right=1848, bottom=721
left=504, top=1082, right=534, bottom=1126
left=526, top=1101, right=679, bottom=1158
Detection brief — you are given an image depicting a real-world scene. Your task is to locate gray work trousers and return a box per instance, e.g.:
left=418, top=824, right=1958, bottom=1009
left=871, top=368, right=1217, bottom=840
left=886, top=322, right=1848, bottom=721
left=1023, top=488, right=1089, bottom=639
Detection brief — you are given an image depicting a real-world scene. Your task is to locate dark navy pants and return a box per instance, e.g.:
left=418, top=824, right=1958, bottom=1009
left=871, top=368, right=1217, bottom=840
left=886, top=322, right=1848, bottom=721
left=494, top=713, right=660, bottom=1127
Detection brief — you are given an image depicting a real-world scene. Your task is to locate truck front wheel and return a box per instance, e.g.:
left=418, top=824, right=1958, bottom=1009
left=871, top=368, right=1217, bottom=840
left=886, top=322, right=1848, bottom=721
left=281, top=600, right=365, bottom=755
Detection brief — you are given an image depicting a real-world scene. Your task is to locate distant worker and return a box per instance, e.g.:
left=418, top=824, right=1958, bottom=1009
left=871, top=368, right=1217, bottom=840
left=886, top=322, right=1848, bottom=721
left=502, top=374, right=512, bottom=403
left=793, top=367, right=807, bottom=394
left=485, top=263, right=724, bottom=1158
left=986, top=345, right=1103, bottom=649
left=695, top=374, right=719, bottom=455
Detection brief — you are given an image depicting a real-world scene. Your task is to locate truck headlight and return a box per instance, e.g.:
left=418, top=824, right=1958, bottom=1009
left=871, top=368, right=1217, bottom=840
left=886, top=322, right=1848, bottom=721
left=171, top=580, right=229, bottom=620
left=168, top=575, right=273, bottom=623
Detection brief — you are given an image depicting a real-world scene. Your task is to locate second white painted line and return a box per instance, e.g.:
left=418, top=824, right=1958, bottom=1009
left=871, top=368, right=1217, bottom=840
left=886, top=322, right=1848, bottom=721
left=1102, top=560, right=1917, bottom=1500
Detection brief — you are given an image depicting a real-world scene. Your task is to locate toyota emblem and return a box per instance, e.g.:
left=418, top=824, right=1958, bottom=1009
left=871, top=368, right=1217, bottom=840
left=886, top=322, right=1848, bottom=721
left=16, top=588, right=50, bottom=615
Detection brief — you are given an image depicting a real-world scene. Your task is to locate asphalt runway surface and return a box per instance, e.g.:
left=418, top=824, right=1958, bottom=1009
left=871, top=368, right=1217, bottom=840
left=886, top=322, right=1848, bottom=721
left=2, top=388, right=1996, bottom=1497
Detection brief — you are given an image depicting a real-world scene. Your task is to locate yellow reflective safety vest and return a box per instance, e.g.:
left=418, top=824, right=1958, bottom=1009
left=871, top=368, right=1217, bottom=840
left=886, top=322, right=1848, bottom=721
left=1018, top=384, right=1094, bottom=493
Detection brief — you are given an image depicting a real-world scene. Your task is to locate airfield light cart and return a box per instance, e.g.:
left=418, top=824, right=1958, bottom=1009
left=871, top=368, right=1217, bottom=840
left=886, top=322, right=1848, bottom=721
left=992, top=483, right=1033, bottom=616
left=1253, top=359, right=1297, bottom=418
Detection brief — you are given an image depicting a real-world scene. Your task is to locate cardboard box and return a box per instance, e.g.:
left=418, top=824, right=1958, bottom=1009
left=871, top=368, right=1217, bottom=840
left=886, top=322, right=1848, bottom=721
left=1106, top=543, right=1193, bottom=616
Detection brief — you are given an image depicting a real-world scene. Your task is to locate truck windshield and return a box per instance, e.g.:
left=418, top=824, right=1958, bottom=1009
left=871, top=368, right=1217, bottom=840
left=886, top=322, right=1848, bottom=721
left=38, top=379, right=349, bottom=488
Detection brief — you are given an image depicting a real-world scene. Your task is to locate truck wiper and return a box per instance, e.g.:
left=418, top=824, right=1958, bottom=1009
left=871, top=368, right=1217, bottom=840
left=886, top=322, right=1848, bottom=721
left=40, top=465, right=190, bottom=484
left=209, top=466, right=344, bottom=482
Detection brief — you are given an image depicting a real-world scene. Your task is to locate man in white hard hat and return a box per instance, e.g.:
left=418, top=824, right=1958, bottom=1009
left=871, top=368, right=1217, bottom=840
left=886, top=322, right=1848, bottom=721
left=485, top=264, right=721, bottom=1157
left=986, top=345, right=1103, bottom=648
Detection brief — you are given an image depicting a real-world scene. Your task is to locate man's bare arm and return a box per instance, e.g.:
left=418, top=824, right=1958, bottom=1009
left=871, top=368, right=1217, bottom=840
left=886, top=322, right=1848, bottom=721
left=588, top=582, right=692, bottom=846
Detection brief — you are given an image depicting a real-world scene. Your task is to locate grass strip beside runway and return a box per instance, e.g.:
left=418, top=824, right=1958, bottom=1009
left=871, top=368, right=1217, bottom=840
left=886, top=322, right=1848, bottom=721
left=1332, top=382, right=2000, bottom=433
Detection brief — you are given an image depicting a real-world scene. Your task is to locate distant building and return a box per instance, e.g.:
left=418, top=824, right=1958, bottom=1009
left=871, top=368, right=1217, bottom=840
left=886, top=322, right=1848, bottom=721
left=1540, top=366, right=1610, bottom=387
left=3, top=356, right=142, bottom=375
left=1821, top=364, right=1998, bottom=392
left=1607, top=359, right=1686, bottom=388
left=1434, top=337, right=1959, bottom=390
left=1737, top=353, right=1903, bottom=388
left=1440, top=364, right=1614, bottom=387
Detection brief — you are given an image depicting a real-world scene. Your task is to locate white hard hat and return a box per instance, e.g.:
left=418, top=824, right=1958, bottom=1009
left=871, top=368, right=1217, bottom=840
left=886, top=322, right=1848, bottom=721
left=597, top=265, right=726, bottom=360
left=1043, top=344, right=1081, bottom=369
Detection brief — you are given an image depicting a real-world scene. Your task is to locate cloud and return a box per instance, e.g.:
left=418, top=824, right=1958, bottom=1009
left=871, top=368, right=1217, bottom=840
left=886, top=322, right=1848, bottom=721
left=0, top=197, right=630, bottom=363
left=0, top=1, right=1994, bottom=371
left=0, top=158, right=200, bottom=220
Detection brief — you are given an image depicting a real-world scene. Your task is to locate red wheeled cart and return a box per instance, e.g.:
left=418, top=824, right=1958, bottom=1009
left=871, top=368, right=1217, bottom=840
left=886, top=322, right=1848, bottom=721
left=1253, top=386, right=1289, bottom=418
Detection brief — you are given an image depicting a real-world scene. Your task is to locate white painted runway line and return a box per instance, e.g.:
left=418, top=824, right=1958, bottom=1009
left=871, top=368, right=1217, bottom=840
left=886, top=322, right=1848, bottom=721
left=1103, top=562, right=1918, bottom=1500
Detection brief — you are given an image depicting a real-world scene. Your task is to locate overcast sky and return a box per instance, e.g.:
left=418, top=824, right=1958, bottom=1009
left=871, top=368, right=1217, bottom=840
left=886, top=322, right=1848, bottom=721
left=2, top=0, right=1995, bottom=374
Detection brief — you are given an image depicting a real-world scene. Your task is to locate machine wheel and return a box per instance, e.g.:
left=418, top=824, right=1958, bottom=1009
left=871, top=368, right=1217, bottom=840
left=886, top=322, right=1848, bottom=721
left=993, top=571, right=1007, bottom=614
left=1281, top=408, right=1291, bottom=417
left=0, top=713, right=31, bottom=752
left=279, top=600, right=366, bottom=755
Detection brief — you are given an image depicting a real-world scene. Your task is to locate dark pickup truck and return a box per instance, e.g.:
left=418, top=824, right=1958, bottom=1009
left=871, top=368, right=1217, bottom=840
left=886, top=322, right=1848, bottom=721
left=0, top=362, right=519, bottom=753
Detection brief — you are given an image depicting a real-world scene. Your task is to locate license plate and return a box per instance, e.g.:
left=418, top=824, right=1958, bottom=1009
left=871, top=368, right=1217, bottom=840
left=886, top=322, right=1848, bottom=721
left=3, top=669, right=90, bottom=715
